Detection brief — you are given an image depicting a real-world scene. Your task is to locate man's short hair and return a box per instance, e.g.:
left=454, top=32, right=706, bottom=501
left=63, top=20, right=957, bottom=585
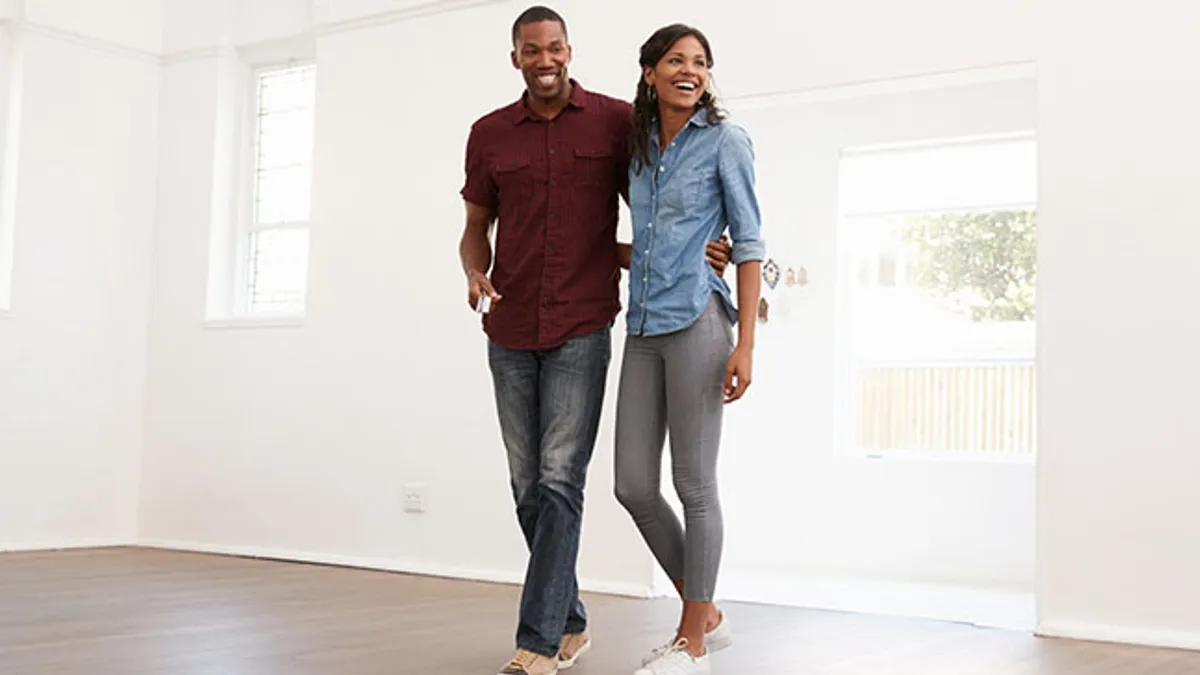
left=512, top=5, right=568, bottom=44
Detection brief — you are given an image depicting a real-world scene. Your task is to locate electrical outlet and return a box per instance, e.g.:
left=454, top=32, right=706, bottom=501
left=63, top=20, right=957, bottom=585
left=403, top=483, right=427, bottom=513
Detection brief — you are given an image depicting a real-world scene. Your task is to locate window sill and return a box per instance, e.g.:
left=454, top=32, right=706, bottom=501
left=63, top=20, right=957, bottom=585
left=835, top=448, right=1035, bottom=465
left=204, top=315, right=305, bottom=330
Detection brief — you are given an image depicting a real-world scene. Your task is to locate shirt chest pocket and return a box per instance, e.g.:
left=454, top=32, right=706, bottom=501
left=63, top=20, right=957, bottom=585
left=572, top=146, right=614, bottom=187
left=662, top=165, right=716, bottom=211
left=493, top=156, right=534, bottom=200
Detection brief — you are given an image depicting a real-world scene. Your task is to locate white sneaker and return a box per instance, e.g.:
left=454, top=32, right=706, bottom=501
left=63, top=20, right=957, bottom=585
left=634, top=639, right=710, bottom=675
left=641, top=612, right=732, bottom=666
left=705, top=611, right=733, bottom=653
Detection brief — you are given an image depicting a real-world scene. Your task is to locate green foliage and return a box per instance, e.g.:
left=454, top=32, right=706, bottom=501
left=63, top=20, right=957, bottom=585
left=901, top=210, right=1037, bottom=322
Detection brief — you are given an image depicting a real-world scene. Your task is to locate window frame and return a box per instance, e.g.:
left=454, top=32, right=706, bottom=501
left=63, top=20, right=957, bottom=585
left=232, top=60, right=317, bottom=319
left=0, top=21, right=19, bottom=317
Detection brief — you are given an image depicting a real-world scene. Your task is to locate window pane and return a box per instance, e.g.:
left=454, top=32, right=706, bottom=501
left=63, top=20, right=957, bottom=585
left=839, top=135, right=1038, bottom=457
left=253, top=64, right=315, bottom=226
left=839, top=136, right=1036, bottom=216
left=259, top=66, right=316, bottom=112
left=248, top=228, right=309, bottom=314
left=255, top=165, right=311, bottom=225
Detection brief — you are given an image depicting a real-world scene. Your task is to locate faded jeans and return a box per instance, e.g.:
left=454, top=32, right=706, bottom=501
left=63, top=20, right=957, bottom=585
left=487, top=325, right=611, bottom=657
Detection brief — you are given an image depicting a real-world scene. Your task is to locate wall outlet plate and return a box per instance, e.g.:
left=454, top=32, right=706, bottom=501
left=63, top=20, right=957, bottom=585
left=403, top=483, right=427, bottom=513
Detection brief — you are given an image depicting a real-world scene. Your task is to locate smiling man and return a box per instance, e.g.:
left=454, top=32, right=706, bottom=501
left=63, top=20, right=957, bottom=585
left=458, top=7, right=729, bottom=675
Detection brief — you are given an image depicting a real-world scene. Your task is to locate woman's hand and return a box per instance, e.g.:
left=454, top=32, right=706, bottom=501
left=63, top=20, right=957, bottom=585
left=724, top=344, right=753, bottom=403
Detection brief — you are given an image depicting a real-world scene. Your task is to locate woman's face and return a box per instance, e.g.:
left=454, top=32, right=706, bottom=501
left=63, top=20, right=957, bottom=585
left=644, top=35, right=709, bottom=113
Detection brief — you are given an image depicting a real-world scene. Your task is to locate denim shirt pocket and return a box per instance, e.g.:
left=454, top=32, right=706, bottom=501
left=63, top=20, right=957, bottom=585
left=662, top=165, right=714, bottom=212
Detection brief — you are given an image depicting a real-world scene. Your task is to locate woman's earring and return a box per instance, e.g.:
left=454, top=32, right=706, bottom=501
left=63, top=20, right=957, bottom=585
left=649, top=87, right=657, bottom=102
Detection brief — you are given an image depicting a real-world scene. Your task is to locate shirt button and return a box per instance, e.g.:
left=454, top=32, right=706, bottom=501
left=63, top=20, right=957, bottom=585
left=648, top=222, right=653, bottom=228
left=549, top=213, right=556, bottom=219
left=548, top=180, right=556, bottom=187
left=659, top=166, right=665, bottom=172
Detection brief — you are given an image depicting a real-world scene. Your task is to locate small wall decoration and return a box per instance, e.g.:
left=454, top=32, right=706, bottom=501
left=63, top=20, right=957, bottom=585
left=797, top=266, right=808, bottom=287
left=757, top=297, right=770, bottom=323
left=762, top=258, right=781, bottom=290
left=785, top=268, right=796, bottom=287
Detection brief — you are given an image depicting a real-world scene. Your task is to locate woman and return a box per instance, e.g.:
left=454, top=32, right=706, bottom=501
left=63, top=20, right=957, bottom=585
left=614, top=23, right=765, bottom=675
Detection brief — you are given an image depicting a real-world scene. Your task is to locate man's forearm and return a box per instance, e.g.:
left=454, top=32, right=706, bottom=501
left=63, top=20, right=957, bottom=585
left=617, top=243, right=632, bottom=270
left=460, top=229, right=492, bottom=278
left=736, top=261, right=762, bottom=348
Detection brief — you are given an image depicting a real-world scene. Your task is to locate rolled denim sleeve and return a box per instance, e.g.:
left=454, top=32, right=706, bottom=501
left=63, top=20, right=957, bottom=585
left=718, top=125, right=766, bottom=264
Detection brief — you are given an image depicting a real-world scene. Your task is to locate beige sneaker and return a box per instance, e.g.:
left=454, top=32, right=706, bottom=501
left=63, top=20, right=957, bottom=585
left=557, top=632, right=592, bottom=669
left=498, top=649, right=559, bottom=675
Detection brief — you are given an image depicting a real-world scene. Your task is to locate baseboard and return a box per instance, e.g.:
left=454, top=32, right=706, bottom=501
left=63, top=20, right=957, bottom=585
left=718, top=571, right=1035, bottom=631
left=137, top=539, right=653, bottom=599
left=0, top=538, right=134, bottom=553
left=1037, top=620, right=1200, bottom=652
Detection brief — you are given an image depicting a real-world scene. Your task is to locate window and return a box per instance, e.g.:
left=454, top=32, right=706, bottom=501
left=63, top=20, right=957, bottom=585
left=836, top=134, right=1037, bottom=460
left=238, top=62, right=316, bottom=317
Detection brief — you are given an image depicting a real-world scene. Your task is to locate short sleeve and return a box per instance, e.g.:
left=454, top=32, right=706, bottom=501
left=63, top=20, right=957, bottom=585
left=460, top=123, right=496, bottom=209
left=718, top=125, right=767, bottom=264
left=613, top=102, right=634, bottom=204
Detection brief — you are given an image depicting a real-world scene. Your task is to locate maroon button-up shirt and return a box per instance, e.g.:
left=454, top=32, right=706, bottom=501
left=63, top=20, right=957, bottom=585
left=461, top=81, right=632, bottom=351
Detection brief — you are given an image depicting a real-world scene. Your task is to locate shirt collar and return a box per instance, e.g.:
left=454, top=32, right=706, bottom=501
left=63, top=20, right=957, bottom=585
left=650, top=107, right=713, bottom=148
left=511, top=78, right=588, bottom=124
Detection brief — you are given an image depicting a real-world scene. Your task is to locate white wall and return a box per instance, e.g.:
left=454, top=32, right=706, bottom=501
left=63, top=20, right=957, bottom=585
left=1036, top=0, right=1200, bottom=649
left=111, top=0, right=1200, bottom=651
left=0, top=4, right=160, bottom=549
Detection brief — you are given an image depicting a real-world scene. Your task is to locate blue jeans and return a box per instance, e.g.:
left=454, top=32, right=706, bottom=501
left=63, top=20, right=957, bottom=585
left=487, top=326, right=611, bottom=658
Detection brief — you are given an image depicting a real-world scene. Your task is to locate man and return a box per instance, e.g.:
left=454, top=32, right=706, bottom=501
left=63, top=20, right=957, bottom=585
left=459, top=7, right=730, bottom=675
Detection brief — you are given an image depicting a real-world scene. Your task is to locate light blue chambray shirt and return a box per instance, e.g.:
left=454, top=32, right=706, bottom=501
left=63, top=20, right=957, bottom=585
left=626, top=110, right=767, bottom=337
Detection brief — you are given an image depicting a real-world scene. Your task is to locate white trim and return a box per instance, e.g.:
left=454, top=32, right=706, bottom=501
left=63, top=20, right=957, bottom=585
left=313, top=0, right=506, bottom=38
left=1037, top=620, right=1200, bottom=652
left=0, top=539, right=134, bottom=553
left=0, top=20, right=19, bottom=314
left=720, top=570, right=1035, bottom=631
left=158, top=0, right=507, bottom=64
left=16, top=19, right=159, bottom=64
left=137, top=540, right=653, bottom=599
left=203, top=315, right=305, bottom=330
left=726, top=61, right=1037, bottom=113
left=161, top=46, right=222, bottom=66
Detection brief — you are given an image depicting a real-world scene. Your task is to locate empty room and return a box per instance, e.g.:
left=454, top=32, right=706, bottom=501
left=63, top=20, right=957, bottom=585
left=1, top=0, right=1198, bottom=673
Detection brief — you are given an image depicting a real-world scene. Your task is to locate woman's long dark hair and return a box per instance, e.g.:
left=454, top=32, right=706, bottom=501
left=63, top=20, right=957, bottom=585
left=631, top=24, right=726, bottom=173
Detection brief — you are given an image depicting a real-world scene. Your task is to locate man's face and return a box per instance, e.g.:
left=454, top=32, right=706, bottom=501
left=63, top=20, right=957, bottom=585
left=512, top=20, right=572, bottom=102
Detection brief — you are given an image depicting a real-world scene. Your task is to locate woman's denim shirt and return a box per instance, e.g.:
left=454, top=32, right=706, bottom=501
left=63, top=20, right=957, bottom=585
left=626, top=109, right=767, bottom=337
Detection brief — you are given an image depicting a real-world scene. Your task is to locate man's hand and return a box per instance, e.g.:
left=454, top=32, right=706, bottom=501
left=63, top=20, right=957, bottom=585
left=467, top=269, right=501, bottom=310
left=706, top=236, right=732, bottom=277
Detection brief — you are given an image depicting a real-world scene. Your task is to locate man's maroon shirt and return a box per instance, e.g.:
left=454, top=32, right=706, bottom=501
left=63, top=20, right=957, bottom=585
left=461, top=80, right=633, bottom=351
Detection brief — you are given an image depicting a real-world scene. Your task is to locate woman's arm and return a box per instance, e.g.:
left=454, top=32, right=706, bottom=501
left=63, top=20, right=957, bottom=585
left=718, top=125, right=767, bottom=403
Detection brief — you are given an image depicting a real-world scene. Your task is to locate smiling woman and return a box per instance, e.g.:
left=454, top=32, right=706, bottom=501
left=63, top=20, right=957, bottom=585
left=630, top=24, right=726, bottom=170
left=614, top=22, right=767, bottom=675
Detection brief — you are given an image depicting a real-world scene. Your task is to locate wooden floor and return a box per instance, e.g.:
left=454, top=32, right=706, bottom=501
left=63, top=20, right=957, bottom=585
left=1, top=549, right=1198, bottom=674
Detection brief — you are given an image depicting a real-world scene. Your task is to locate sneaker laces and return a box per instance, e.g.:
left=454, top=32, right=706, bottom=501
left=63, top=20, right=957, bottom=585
left=505, top=650, right=538, bottom=671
